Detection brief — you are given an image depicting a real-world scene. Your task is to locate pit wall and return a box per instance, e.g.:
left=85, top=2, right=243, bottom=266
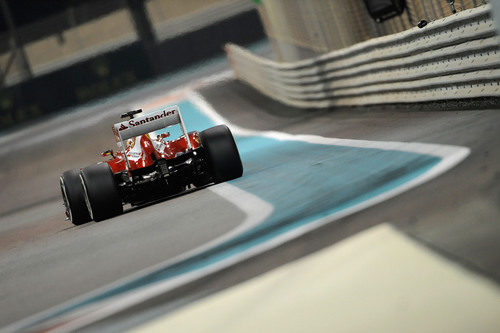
left=226, top=4, right=499, bottom=108
left=255, top=0, right=490, bottom=62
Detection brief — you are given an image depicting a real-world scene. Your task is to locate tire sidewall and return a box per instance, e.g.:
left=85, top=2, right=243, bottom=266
left=200, top=125, right=243, bottom=183
left=80, top=163, right=123, bottom=222
left=60, top=169, right=91, bottom=225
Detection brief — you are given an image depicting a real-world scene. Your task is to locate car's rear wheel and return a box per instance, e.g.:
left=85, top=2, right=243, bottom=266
left=200, top=125, right=243, bottom=183
left=80, top=163, right=123, bottom=222
left=60, top=169, right=92, bottom=225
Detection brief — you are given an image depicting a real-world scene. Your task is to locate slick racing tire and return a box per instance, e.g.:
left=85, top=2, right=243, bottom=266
left=200, top=125, right=243, bottom=183
left=60, top=169, right=92, bottom=225
left=80, top=163, right=123, bottom=222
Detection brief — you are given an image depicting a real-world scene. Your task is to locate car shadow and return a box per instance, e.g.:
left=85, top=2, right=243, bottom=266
left=123, top=183, right=214, bottom=215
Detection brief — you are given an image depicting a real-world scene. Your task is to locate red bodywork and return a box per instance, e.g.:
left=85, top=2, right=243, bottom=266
left=107, top=132, right=201, bottom=173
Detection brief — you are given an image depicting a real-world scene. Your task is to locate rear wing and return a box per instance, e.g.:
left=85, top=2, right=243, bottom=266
left=112, top=106, right=192, bottom=173
left=113, top=106, right=188, bottom=141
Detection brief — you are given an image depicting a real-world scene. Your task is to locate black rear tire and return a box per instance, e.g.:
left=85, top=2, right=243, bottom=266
left=80, top=163, right=123, bottom=222
left=60, top=169, right=92, bottom=225
left=200, top=125, right=243, bottom=183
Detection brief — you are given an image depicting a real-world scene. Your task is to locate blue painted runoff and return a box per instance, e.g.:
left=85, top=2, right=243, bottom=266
left=28, top=99, right=440, bottom=325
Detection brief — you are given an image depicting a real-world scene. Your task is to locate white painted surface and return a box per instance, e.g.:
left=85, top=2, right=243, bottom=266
left=132, top=224, right=500, bottom=333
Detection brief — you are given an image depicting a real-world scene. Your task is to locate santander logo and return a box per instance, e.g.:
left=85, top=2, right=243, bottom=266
left=117, top=109, right=176, bottom=132
left=127, top=109, right=176, bottom=128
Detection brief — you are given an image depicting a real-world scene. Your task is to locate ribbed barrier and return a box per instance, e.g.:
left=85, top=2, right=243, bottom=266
left=226, top=4, right=500, bottom=108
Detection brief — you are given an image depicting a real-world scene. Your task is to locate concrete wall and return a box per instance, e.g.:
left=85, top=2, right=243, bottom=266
left=256, top=0, right=489, bottom=62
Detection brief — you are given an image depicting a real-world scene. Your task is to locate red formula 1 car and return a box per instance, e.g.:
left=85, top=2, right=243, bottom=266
left=60, top=106, right=243, bottom=225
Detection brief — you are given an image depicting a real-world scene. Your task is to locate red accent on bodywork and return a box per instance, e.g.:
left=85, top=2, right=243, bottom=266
left=106, top=132, right=200, bottom=173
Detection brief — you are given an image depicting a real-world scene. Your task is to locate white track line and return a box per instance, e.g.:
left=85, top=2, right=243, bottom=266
left=186, top=89, right=469, bottom=160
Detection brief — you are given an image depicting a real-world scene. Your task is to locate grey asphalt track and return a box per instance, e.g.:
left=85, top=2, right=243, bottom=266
left=199, top=80, right=500, bottom=280
left=0, top=190, right=242, bottom=326
left=0, top=59, right=245, bottom=327
left=0, top=61, right=499, bottom=330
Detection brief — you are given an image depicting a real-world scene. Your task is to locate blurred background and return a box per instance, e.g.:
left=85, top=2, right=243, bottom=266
left=0, top=0, right=263, bottom=130
left=0, top=0, right=493, bottom=131
left=257, top=0, right=489, bottom=61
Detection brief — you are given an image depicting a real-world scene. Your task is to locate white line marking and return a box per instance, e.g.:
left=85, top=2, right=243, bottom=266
left=208, top=183, right=274, bottom=244
left=186, top=89, right=470, bottom=160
